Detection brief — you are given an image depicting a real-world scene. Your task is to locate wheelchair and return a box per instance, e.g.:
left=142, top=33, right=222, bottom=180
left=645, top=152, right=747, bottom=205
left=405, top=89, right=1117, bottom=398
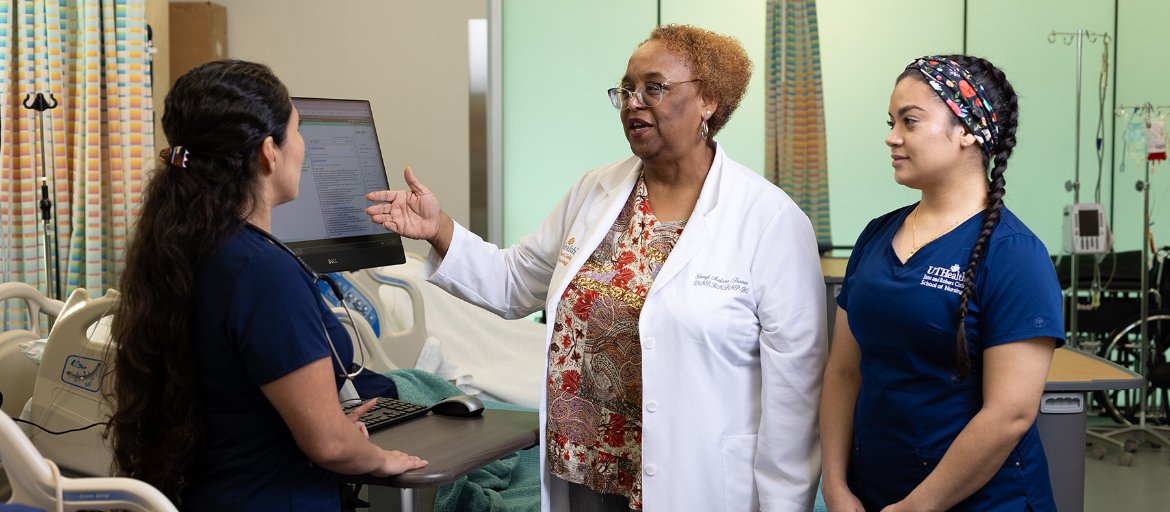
left=1057, top=247, right=1170, bottom=426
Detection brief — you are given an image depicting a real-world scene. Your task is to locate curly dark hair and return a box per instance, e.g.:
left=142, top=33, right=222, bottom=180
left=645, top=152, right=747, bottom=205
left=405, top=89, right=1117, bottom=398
left=646, top=24, right=753, bottom=138
left=105, top=59, right=292, bottom=502
left=899, top=55, right=1020, bottom=379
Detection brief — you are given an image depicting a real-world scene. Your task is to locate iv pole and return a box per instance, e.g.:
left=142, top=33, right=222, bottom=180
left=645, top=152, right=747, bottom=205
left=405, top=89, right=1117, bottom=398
left=22, top=92, right=61, bottom=301
left=1048, top=30, right=1141, bottom=466
left=1049, top=29, right=1110, bottom=350
left=1095, top=103, right=1170, bottom=464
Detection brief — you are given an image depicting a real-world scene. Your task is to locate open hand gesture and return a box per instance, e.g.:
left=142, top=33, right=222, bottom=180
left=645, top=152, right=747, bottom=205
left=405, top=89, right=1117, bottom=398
left=365, top=167, right=443, bottom=242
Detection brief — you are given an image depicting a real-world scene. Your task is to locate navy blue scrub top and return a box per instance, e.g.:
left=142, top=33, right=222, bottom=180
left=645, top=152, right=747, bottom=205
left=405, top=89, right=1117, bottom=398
left=837, top=205, right=1064, bottom=511
left=183, top=225, right=354, bottom=511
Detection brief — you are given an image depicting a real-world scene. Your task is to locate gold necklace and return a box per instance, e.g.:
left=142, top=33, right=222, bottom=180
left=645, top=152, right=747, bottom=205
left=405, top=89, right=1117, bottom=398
left=909, top=203, right=986, bottom=256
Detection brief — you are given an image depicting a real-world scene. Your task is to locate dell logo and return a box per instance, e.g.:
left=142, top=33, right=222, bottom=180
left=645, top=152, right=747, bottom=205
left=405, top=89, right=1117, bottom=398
left=327, top=258, right=339, bottom=265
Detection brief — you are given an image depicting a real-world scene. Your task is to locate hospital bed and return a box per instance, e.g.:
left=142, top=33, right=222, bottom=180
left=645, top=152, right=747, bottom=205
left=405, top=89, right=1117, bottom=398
left=22, top=288, right=118, bottom=478
left=331, top=254, right=546, bottom=409
left=0, top=283, right=65, bottom=502
left=0, top=283, right=64, bottom=419
left=0, top=286, right=173, bottom=510
left=323, top=258, right=431, bottom=376
left=0, top=409, right=176, bottom=511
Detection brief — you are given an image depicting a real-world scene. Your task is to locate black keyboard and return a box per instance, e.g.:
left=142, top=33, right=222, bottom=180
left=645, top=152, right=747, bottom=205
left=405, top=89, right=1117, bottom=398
left=342, top=397, right=430, bottom=432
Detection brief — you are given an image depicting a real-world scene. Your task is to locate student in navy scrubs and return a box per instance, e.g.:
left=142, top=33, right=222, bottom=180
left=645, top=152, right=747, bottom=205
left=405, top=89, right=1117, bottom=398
left=819, top=55, right=1064, bottom=512
left=107, top=60, right=426, bottom=510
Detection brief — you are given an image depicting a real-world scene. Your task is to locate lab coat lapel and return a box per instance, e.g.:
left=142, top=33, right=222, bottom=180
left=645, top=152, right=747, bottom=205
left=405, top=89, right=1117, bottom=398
left=548, top=162, right=641, bottom=305
left=646, top=145, right=724, bottom=299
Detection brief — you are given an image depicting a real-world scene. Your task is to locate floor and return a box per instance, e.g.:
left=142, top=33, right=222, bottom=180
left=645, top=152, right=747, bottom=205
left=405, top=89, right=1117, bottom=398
left=1084, top=423, right=1170, bottom=511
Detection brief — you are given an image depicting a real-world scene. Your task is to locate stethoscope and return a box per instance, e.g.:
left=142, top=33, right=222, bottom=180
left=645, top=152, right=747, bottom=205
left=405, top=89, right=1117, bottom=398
left=244, top=223, right=369, bottom=401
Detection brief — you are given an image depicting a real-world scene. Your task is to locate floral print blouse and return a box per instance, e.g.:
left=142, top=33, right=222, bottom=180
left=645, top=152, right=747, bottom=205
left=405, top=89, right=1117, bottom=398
left=545, top=175, right=686, bottom=508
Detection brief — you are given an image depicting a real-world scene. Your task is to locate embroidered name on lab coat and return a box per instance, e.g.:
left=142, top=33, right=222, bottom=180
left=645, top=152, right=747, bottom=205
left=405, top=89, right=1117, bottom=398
left=692, top=273, right=750, bottom=294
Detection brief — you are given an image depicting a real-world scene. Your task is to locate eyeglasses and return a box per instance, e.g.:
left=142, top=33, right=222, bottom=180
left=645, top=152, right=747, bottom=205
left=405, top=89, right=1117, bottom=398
left=607, top=79, right=702, bottom=110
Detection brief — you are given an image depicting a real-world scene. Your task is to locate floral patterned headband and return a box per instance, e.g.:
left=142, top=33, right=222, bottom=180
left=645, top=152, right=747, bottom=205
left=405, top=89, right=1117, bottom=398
left=907, top=56, right=1000, bottom=157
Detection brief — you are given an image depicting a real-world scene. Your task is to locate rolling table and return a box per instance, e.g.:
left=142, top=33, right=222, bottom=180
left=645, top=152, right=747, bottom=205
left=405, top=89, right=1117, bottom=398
left=354, top=408, right=538, bottom=511
left=1040, top=347, right=1142, bottom=512
left=821, top=257, right=847, bottom=340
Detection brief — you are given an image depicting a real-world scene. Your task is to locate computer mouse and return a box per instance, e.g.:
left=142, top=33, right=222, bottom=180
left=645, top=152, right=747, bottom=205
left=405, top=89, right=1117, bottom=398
left=431, top=394, right=485, bottom=417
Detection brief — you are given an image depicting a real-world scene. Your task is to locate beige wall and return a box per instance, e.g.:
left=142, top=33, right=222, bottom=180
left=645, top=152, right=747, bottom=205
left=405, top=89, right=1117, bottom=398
left=173, top=0, right=485, bottom=254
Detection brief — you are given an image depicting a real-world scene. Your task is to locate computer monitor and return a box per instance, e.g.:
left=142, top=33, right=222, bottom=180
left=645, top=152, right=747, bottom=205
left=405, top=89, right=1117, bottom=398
left=271, top=98, right=405, bottom=273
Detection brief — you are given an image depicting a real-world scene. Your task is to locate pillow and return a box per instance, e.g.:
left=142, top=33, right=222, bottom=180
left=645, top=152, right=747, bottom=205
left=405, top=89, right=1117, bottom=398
left=17, top=338, right=46, bottom=365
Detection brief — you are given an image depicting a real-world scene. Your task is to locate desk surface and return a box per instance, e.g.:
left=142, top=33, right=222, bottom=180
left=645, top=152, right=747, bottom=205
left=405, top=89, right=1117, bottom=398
left=821, top=257, right=847, bottom=284
left=1045, top=347, right=1143, bottom=391
left=352, top=409, right=538, bottom=488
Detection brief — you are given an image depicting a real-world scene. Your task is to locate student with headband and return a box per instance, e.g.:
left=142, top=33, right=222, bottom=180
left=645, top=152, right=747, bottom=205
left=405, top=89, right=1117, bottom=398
left=107, top=60, right=425, bottom=510
left=819, top=56, right=1063, bottom=511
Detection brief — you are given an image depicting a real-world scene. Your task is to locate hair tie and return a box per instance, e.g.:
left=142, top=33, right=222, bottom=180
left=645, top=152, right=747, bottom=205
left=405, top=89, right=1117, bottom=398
left=907, top=56, right=1000, bottom=157
left=160, top=146, right=190, bottom=169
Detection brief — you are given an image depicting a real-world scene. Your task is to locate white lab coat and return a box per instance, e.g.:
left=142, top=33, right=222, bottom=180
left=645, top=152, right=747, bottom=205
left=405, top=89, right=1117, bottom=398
left=425, top=143, right=827, bottom=511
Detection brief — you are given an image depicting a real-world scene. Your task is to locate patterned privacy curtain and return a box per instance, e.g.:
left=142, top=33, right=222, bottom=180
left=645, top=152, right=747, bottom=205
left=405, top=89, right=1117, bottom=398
left=1, top=0, right=151, bottom=328
left=766, top=0, right=831, bottom=244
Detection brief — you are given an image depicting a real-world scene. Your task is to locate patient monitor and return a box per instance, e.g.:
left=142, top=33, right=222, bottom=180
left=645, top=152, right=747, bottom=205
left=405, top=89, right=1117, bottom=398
left=1063, top=203, right=1111, bottom=255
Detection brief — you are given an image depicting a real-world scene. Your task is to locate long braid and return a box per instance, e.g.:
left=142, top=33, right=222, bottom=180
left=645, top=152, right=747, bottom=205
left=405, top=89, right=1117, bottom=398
left=951, top=56, right=1019, bottom=378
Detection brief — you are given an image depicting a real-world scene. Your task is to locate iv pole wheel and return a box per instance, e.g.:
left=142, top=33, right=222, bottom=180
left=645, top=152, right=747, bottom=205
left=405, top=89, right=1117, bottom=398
left=1118, top=451, right=1134, bottom=466
left=1090, top=445, right=1106, bottom=460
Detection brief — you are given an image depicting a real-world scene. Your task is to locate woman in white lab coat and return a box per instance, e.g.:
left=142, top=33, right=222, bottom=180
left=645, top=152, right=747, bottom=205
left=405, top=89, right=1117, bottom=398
left=367, top=24, right=826, bottom=512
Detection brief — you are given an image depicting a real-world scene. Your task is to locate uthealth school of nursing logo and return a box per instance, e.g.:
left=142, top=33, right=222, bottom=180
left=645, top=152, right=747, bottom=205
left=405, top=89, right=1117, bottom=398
left=920, top=263, right=963, bottom=295
left=558, top=236, right=578, bottom=265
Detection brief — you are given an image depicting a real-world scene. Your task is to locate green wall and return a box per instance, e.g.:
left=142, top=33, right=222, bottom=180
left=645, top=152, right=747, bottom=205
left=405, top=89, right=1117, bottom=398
left=818, top=0, right=963, bottom=247
left=500, top=0, right=767, bottom=245
left=501, top=1, right=654, bottom=245
left=503, top=0, right=1170, bottom=253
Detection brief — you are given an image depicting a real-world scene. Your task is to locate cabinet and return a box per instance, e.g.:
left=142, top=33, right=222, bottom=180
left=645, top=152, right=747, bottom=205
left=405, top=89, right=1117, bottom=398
left=168, top=2, right=228, bottom=86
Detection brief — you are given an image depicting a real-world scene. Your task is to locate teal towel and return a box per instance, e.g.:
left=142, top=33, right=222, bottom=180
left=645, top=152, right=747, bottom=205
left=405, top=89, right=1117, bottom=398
left=387, top=369, right=541, bottom=512
left=815, top=487, right=828, bottom=511
left=389, top=368, right=463, bottom=405
left=432, top=446, right=541, bottom=512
